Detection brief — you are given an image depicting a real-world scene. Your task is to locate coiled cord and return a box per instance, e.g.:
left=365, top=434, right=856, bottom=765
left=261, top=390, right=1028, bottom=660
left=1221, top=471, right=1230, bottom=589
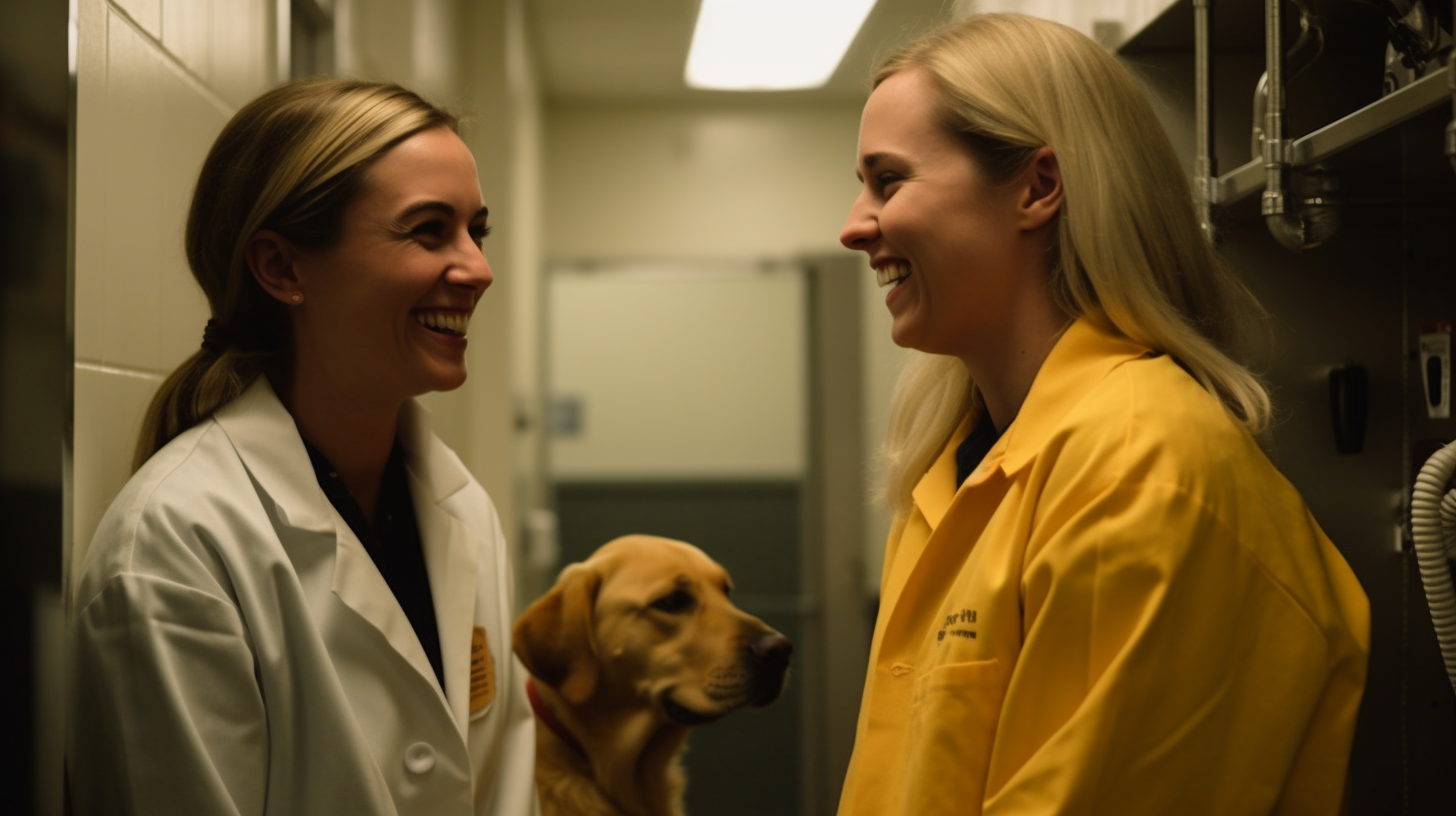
left=1409, top=441, right=1456, bottom=696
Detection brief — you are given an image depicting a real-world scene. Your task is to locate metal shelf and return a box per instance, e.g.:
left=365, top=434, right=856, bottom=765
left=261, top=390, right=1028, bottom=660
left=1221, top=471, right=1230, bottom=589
left=1213, top=65, right=1453, bottom=204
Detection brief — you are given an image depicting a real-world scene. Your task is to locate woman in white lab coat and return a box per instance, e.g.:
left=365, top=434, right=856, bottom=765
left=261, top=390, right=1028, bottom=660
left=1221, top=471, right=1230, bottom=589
left=68, top=78, right=538, bottom=816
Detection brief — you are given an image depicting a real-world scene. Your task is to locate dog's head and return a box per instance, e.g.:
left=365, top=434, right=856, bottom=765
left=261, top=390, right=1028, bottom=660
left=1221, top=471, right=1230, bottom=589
left=513, top=534, right=792, bottom=726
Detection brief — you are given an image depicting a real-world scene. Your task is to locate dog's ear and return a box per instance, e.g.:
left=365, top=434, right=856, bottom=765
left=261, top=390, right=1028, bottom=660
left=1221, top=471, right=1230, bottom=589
left=513, top=563, right=602, bottom=705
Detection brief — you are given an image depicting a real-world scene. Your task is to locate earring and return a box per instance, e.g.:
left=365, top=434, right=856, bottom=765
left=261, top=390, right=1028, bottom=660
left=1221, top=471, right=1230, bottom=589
left=291, top=293, right=303, bottom=304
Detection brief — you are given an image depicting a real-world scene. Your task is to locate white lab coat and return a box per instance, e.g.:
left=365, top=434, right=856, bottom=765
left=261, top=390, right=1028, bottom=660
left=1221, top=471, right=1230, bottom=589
left=68, top=378, right=540, bottom=816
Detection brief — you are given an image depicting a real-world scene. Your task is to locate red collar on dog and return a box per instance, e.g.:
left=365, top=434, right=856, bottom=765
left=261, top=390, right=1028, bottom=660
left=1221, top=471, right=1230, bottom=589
left=526, top=678, right=589, bottom=760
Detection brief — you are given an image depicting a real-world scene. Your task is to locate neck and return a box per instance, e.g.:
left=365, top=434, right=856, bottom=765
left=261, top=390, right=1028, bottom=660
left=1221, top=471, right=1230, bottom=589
left=528, top=678, right=588, bottom=759
left=968, top=327, right=1064, bottom=432
left=274, top=370, right=402, bottom=522
left=961, top=262, right=1069, bottom=432
left=530, top=680, right=689, bottom=816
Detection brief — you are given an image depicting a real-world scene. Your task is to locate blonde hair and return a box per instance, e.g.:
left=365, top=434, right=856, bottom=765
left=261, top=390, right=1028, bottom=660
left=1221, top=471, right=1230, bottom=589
left=876, top=13, right=1270, bottom=516
left=134, top=78, right=458, bottom=470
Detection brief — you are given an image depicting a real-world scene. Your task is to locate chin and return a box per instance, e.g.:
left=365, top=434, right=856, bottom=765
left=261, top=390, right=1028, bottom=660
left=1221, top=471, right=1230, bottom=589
left=415, top=368, right=468, bottom=395
left=890, top=323, right=957, bottom=358
left=889, top=323, right=922, bottom=351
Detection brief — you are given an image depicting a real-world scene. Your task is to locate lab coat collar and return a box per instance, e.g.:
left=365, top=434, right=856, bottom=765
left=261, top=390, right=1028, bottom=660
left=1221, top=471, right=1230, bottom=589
left=213, top=377, right=474, bottom=515
left=396, top=398, right=472, bottom=506
left=399, top=402, right=482, bottom=732
left=910, top=319, right=1153, bottom=528
left=910, top=415, right=972, bottom=531
left=215, top=379, right=480, bottom=733
left=996, top=318, right=1154, bottom=474
left=213, top=377, right=336, bottom=533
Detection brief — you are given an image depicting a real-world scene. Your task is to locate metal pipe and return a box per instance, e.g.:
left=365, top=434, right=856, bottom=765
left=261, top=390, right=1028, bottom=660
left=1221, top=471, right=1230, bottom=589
left=1251, top=4, right=1323, bottom=160
left=1262, top=0, right=1297, bottom=244
left=1262, top=0, right=1339, bottom=250
left=1194, top=0, right=1216, bottom=241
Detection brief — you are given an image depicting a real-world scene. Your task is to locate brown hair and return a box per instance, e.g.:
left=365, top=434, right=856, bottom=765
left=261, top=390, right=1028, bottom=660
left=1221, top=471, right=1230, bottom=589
left=134, top=78, right=458, bottom=470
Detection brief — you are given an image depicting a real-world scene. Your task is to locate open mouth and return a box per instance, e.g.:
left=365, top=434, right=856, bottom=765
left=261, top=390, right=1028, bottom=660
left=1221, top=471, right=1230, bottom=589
left=876, top=261, right=910, bottom=288
left=414, top=310, right=470, bottom=337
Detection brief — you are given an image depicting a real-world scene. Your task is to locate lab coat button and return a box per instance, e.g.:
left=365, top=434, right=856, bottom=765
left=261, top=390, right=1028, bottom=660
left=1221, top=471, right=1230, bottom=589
left=404, top=742, right=436, bottom=774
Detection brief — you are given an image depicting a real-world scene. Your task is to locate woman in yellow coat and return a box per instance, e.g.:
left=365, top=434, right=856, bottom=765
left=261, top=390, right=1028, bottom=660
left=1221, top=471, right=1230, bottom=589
left=836, top=14, right=1368, bottom=816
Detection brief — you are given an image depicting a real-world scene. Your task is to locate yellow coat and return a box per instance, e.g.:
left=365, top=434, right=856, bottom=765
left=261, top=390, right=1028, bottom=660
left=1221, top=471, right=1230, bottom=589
left=838, top=320, right=1369, bottom=816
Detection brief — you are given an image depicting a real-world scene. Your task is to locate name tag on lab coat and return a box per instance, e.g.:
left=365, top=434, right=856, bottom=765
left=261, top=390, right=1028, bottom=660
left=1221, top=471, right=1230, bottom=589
left=470, top=626, right=495, bottom=715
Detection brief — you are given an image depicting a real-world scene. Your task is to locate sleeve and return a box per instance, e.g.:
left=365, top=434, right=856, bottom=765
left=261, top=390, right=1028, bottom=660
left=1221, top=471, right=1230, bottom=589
left=489, top=654, right=543, bottom=816
left=479, top=494, right=542, bottom=816
left=982, top=478, right=1336, bottom=816
left=69, top=573, right=269, bottom=816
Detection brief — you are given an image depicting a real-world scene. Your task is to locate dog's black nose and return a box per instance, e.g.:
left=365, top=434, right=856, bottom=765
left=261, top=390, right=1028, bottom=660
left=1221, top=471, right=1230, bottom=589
left=750, top=632, right=793, bottom=667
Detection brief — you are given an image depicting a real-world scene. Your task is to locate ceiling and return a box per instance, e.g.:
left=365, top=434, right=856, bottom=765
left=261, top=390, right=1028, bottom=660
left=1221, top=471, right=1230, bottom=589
left=525, top=0, right=963, bottom=104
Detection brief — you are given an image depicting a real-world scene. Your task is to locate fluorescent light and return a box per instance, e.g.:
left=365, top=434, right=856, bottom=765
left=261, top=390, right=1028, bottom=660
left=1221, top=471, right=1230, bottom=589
left=685, top=0, right=878, bottom=91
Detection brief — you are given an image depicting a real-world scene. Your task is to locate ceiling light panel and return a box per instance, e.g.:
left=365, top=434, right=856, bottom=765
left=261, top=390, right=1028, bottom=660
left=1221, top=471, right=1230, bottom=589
left=685, top=0, right=878, bottom=91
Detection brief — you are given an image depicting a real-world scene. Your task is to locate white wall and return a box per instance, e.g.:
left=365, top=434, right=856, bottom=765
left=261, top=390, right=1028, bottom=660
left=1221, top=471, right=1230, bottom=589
left=546, top=103, right=865, bottom=260
left=541, top=101, right=869, bottom=479
left=548, top=264, right=806, bottom=479
left=71, top=0, right=275, bottom=585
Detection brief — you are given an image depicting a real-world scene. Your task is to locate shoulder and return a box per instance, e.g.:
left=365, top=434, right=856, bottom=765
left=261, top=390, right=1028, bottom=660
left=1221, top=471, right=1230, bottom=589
left=1026, top=352, right=1325, bottom=573
left=1030, top=355, right=1352, bottom=607
left=77, top=418, right=259, bottom=610
left=1047, top=354, right=1271, bottom=498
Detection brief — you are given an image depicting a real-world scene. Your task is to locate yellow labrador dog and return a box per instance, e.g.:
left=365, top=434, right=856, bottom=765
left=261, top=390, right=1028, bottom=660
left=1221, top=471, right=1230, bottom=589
left=513, top=534, right=793, bottom=816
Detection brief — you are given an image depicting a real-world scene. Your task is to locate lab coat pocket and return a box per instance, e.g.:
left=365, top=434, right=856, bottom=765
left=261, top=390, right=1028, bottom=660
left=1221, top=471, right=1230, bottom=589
left=903, top=659, right=1006, bottom=816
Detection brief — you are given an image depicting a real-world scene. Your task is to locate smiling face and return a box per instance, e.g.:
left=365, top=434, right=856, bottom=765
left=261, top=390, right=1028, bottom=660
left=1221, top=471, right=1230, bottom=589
left=288, top=126, right=492, bottom=409
left=840, top=69, right=1036, bottom=363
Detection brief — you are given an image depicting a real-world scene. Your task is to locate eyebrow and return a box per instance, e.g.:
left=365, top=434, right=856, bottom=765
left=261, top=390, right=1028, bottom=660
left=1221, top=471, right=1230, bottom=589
left=398, top=200, right=490, bottom=221
left=854, top=152, right=895, bottom=181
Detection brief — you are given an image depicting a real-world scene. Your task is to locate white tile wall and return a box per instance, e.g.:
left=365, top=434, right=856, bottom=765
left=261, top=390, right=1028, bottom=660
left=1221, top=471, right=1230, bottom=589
left=78, top=11, right=165, bottom=370
left=71, top=364, right=163, bottom=578
left=110, top=0, right=160, bottom=39
left=72, top=0, right=275, bottom=566
left=161, top=0, right=211, bottom=83
left=210, top=0, right=271, bottom=109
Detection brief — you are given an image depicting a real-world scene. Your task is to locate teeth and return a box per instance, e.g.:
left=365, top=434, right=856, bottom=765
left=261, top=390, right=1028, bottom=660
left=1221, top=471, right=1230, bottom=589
left=876, top=262, right=910, bottom=288
left=414, top=310, right=470, bottom=336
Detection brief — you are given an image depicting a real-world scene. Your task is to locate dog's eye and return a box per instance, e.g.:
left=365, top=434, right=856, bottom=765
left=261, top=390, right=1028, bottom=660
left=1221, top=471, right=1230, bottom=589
left=649, top=590, right=695, bottom=614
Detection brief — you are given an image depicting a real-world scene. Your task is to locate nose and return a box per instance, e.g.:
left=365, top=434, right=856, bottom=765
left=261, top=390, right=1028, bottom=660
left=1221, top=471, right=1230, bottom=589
left=839, top=191, right=878, bottom=251
left=749, top=631, right=793, bottom=668
left=451, top=238, right=493, bottom=296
